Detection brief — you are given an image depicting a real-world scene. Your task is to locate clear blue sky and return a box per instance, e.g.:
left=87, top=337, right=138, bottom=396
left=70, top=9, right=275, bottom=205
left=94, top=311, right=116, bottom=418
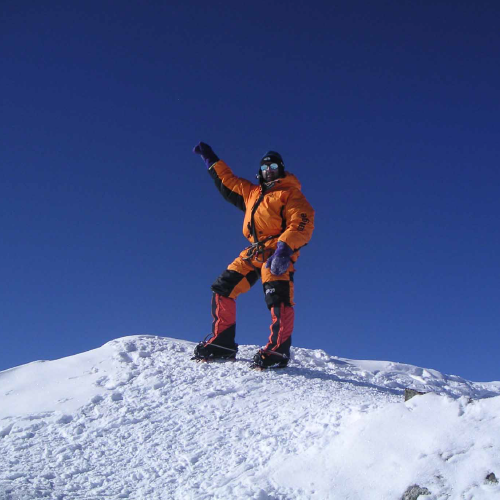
left=1, top=1, right=499, bottom=381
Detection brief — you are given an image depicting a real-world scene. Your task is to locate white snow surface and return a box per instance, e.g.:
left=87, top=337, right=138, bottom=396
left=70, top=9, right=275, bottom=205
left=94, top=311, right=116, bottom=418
left=1, top=335, right=499, bottom=499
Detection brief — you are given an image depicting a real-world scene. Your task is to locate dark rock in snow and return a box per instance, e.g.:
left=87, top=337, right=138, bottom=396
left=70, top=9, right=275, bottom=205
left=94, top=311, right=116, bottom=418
left=485, top=472, right=498, bottom=484
left=404, top=389, right=427, bottom=402
left=401, top=484, right=431, bottom=500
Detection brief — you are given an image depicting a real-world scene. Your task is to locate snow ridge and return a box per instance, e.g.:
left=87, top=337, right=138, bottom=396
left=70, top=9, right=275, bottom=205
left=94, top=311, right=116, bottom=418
left=1, top=335, right=499, bottom=499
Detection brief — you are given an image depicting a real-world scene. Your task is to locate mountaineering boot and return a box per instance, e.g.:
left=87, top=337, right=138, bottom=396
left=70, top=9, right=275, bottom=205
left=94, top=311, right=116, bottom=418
left=192, top=340, right=238, bottom=361
left=251, top=350, right=288, bottom=370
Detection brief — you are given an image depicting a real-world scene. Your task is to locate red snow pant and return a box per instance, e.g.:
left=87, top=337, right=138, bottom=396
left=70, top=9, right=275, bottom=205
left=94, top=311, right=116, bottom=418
left=207, top=248, right=295, bottom=358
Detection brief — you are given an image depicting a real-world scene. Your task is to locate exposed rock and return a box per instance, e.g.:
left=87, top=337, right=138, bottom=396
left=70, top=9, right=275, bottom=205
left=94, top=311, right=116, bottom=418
left=402, top=484, right=431, bottom=500
left=486, top=472, right=498, bottom=484
left=404, top=389, right=427, bottom=402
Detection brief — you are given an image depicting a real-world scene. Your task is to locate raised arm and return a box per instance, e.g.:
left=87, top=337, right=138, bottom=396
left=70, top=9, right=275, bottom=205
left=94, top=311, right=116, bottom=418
left=193, top=142, right=255, bottom=211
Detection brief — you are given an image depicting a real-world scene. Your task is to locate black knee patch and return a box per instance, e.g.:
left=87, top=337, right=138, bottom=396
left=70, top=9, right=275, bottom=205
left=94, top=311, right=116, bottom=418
left=263, top=281, right=292, bottom=309
left=212, top=269, right=259, bottom=297
left=211, top=270, right=245, bottom=297
left=246, top=270, right=259, bottom=287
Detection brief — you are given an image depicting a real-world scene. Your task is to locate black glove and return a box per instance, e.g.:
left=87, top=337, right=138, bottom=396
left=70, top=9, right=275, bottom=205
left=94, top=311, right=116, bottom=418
left=193, top=142, right=220, bottom=169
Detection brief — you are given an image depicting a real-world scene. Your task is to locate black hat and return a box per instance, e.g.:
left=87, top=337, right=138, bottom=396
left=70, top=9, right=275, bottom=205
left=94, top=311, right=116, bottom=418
left=260, top=151, right=284, bottom=166
left=258, top=150, right=285, bottom=183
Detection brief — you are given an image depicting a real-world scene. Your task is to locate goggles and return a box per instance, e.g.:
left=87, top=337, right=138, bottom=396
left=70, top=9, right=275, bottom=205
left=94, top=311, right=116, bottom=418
left=260, top=163, right=280, bottom=172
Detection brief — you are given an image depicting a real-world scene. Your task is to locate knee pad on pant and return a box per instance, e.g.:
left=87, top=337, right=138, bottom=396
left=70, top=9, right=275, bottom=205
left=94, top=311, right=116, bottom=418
left=212, top=268, right=259, bottom=299
left=211, top=270, right=245, bottom=297
left=263, top=280, right=293, bottom=309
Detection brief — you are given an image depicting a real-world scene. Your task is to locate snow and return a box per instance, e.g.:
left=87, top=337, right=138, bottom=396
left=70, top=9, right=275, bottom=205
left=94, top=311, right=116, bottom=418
left=1, top=335, right=499, bottom=499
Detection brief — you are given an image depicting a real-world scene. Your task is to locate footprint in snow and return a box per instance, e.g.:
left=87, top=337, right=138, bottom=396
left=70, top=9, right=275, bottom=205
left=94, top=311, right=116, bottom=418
left=56, top=415, right=73, bottom=425
left=124, top=341, right=137, bottom=352
left=117, top=352, right=133, bottom=363
left=111, top=392, right=123, bottom=401
left=0, top=423, right=14, bottom=437
left=95, top=376, right=109, bottom=387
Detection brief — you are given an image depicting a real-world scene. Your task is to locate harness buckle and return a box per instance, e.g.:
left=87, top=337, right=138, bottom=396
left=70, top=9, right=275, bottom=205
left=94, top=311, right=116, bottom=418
left=243, top=235, right=279, bottom=263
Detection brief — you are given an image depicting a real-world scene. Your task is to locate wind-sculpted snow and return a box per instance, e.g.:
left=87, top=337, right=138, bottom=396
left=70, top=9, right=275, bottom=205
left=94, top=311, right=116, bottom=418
left=0, top=336, right=499, bottom=499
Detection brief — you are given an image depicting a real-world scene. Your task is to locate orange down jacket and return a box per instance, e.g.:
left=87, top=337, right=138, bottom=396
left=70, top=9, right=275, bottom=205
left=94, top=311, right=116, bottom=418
left=209, top=160, right=315, bottom=258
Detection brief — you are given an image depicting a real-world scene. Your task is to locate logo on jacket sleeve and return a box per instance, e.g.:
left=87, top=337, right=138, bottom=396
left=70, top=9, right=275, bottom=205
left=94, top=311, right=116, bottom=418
left=298, top=213, right=310, bottom=232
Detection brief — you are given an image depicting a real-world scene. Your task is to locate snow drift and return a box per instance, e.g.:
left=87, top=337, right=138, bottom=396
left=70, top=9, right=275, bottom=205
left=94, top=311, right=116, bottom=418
left=1, top=336, right=499, bottom=499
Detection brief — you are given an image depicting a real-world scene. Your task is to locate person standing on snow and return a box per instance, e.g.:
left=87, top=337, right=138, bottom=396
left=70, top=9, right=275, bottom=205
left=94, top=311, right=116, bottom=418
left=192, top=142, right=315, bottom=369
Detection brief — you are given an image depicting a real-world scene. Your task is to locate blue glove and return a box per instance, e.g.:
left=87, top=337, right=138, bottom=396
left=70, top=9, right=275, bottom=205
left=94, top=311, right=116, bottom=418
left=193, top=142, right=220, bottom=169
left=266, top=241, right=293, bottom=275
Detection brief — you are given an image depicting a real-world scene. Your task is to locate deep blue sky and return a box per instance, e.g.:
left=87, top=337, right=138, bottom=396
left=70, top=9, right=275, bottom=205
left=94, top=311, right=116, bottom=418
left=1, top=1, right=499, bottom=381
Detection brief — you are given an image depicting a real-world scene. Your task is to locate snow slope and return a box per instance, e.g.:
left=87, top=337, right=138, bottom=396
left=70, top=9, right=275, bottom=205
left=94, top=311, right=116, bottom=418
left=1, top=335, right=499, bottom=499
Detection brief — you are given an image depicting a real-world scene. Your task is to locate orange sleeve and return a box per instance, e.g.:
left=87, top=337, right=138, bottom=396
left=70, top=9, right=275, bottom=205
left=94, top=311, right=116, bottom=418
left=279, top=189, right=315, bottom=251
left=209, top=160, right=256, bottom=211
